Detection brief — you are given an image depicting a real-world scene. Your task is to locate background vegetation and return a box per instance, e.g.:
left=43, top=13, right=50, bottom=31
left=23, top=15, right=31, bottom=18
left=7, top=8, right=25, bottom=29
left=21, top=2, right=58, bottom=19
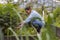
left=0, top=2, right=60, bottom=40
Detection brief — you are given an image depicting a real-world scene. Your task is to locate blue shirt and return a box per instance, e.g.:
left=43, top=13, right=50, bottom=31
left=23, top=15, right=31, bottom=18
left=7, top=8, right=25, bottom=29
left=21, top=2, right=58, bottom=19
left=24, top=10, right=45, bottom=24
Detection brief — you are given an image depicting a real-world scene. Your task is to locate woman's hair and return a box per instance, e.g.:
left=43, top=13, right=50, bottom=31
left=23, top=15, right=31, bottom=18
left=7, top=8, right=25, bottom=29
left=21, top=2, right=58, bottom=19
left=25, top=6, right=31, bottom=10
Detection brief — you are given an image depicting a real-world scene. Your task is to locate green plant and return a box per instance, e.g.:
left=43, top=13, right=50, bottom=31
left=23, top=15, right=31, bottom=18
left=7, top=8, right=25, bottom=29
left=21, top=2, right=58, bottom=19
left=53, top=7, right=60, bottom=27
left=0, top=3, right=20, bottom=35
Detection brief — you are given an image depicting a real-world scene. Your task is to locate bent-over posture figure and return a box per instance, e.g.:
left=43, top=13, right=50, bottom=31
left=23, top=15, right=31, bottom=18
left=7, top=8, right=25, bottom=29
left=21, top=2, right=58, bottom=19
left=18, top=6, right=45, bottom=33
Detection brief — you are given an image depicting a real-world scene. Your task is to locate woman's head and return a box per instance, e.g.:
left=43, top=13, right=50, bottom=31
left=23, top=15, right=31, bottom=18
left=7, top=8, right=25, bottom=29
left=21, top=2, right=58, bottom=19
left=25, top=6, right=32, bottom=14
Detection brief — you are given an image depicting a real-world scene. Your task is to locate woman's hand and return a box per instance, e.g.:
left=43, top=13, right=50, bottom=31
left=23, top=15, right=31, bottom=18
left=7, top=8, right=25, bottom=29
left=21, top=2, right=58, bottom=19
left=16, top=21, right=25, bottom=29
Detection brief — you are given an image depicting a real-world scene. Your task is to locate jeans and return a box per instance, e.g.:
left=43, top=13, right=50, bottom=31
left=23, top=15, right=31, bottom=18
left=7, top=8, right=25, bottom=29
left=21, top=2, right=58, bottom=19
left=32, top=20, right=43, bottom=33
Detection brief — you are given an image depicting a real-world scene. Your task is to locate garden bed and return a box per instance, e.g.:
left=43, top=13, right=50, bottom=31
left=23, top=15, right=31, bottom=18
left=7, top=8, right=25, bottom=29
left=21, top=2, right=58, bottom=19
left=3, top=27, right=60, bottom=40
left=4, top=35, right=37, bottom=40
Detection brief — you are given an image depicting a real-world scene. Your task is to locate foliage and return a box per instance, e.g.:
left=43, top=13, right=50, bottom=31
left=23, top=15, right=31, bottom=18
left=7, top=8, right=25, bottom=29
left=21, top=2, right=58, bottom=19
left=53, top=7, right=60, bottom=27
left=45, top=14, right=58, bottom=40
left=0, top=3, right=20, bottom=35
left=0, top=3, right=59, bottom=40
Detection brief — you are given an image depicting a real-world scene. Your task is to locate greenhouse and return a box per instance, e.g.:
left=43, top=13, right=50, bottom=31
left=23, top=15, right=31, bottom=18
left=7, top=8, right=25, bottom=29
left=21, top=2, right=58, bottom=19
left=0, top=0, right=60, bottom=40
